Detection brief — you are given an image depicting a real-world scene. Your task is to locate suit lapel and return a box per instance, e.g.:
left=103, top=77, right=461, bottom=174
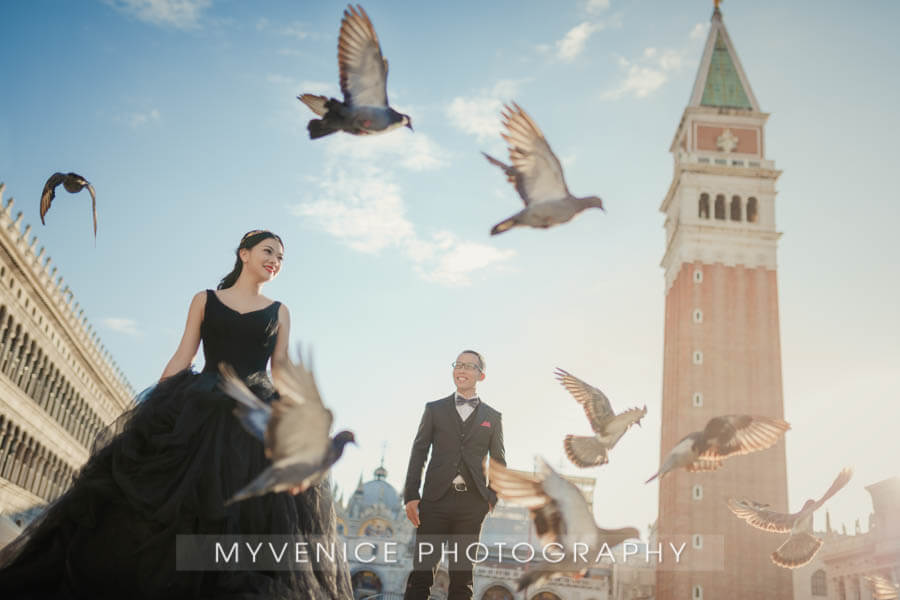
left=440, top=395, right=459, bottom=430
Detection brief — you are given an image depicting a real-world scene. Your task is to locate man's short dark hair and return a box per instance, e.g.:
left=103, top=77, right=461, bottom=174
left=459, top=349, right=485, bottom=371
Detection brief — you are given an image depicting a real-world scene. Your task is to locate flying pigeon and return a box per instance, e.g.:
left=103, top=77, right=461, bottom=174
left=489, top=457, right=639, bottom=590
left=482, top=102, right=605, bottom=235
left=555, top=368, right=646, bottom=468
left=646, top=415, right=790, bottom=483
left=727, top=467, right=853, bottom=569
left=218, top=350, right=355, bottom=504
left=40, top=172, right=97, bottom=240
left=864, top=574, right=899, bottom=600
left=298, top=4, right=411, bottom=138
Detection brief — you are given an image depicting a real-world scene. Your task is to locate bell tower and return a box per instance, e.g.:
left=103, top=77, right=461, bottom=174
left=655, top=5, right=792, bottom=600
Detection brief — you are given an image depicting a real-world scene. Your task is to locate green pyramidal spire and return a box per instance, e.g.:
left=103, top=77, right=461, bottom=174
left=701, top=31, right=753, bottom=109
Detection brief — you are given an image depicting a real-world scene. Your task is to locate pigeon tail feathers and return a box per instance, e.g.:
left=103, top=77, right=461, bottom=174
left=771, top=532, right=823, bottom=569
left=308, top=118, right=341, bottom=139
left=564, top=434, right=608, bottom=468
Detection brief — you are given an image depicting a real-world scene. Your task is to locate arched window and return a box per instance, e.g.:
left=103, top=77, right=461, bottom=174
left=481, top=585, right=515, bottom=600
left=698, top=193, right=710, bottom=219
left=714, top=195, right=726, bottom=220
left=811, top=569, right=827, bottom=596
left=730, top=195, right=742, bottom=221
left=747, top=197, right=758, bottom=223
left=351, top=570, right=382, bottom=597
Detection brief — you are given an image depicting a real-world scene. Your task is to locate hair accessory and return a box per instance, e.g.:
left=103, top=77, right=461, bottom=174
left=241, top=229, right=270, bottom=242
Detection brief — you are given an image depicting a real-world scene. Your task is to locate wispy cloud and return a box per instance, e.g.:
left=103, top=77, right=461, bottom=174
left=690, top=22, right=709, bottom=41
left=102, top=318, right=141, bottom=336
left=584, top=0, right=610, bottom=13
left=279, top=21, right=310, bottom=40
left=291, top=133, right=514, bottom=287
left=601, top=24, right=704, bottom=100
left=129, top=108, right=161, bottom=128
left=446, top=80, right=525, bottom=142
left=104, top=0, right=212, bottom=30
left=556, top=21, right=601, bottom=62
left=539, top=12, right=622, bottom=63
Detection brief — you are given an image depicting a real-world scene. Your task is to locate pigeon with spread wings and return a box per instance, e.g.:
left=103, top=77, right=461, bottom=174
left=218, top=349, right=355, bottom=504
left=489, top=457, right=639, bottom=590
left=864, top=574, right=899, bottom=600
left=727, top=467, right=853, bottom=568
left=482, top=102, right=605, bottom=235
left=555, top=368, right=646, bottom=468
left=40, top=172, right=97, bottom=240
left=298, top=5, right=411, bottom=138
left=646, top=415, right=790, bottom=483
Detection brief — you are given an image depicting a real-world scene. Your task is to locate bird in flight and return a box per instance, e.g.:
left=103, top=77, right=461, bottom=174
left=218, top=348, right=355, bottom=504
left=40, top=172, right=97, bottom=240
left=646, top=414, right=790, bottom=483
left=298, top=4, right=411, bottom=138
left=489, top=457, right=639, bottom=590
left=483, top=102, right=604, bottom=235
left=727, top=467, right=853, bottom=568
left=555, top=368, right=646, bottom=468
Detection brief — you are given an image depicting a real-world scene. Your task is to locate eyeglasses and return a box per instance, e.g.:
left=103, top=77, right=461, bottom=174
left=451, top=361, right=482, bottom=372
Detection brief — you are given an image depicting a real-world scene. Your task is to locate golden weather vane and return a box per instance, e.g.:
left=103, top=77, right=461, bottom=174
left=714, top=0, right=723, bottom=9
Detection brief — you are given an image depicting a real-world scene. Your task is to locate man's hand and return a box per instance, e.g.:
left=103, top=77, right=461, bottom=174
left=405, top=500, right=421, bottom=527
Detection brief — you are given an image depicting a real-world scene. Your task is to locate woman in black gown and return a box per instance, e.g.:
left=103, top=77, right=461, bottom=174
left=0, top=230, right=352, bottom=599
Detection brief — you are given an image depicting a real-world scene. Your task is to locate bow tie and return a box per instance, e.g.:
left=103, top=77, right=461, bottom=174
left=455, top=397, right=479, bottom=408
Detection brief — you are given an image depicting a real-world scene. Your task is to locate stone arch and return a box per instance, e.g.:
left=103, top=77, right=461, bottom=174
left=698, top=193, right=710, bottom=219
left=714, top=194, right=726, bottom=220
left=530, top=591, right=563, bottom=600
left=481, top=583, right=515, bottom=599
left=730, top=195, right=742, bottom=221
left=811, top=569, right=827, bottom=596
left=747, top=196, right=758, bottom=223
left=350, top=568, right=383, bottom=599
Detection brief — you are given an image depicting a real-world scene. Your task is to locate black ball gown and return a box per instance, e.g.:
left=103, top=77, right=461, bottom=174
left=0, top=290, right=352, bottom=599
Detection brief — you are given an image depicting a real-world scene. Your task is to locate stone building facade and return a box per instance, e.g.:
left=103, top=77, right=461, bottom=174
left=0, top=182, right=133, bottom=526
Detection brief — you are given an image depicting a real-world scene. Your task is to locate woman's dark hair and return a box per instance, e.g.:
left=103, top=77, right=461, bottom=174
left=217, top=230, right=285, bottom=290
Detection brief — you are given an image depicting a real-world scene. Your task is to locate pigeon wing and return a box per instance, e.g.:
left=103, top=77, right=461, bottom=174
left=337, top=5, right=389, bottom=108
left=299, top=93, right=329, bottom=117
left=727, top=498, right=795, bottom=533
left=268, top=349, right=332, bottom=463
left=554, top=368, right=613, bottom=432
left=865, top=575, right=899, bottom=600
left=219, top=363, right=272, bottom=441
left=500, top=103, right=570, bottom=205
left=86, top=182, right=97, bottom=239
left=489, top=459, right=551, bottom=511
left=806, top=467, right=853, bottom=513
left=535, top=457, right=601, bottom=548
left=40, top=172, right=65, bottom=224
left=699, top=415, right=790, bottom=461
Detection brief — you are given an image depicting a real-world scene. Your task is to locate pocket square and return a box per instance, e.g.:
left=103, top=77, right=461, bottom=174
left=480, top=421, right=491, bottom=427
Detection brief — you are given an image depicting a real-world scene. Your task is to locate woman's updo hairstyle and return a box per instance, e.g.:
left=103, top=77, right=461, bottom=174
left=217, top=230, right=285, bottom=290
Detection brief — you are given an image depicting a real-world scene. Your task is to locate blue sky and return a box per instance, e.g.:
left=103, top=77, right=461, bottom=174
left=1, top=0, right=898, bottom=539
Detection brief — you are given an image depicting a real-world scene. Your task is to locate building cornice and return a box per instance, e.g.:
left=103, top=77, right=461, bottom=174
left=0, top=184, right=133, bottom=414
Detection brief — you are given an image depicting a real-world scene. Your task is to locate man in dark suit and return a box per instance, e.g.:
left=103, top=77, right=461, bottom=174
left=403, top=350, right=505, bottom=600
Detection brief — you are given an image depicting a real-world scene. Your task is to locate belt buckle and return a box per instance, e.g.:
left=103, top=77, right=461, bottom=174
left=453, top=482, right=467, bottom=492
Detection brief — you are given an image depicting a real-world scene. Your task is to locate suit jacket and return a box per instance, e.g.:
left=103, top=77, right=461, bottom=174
left=404, top=394, right=505, bottom=505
